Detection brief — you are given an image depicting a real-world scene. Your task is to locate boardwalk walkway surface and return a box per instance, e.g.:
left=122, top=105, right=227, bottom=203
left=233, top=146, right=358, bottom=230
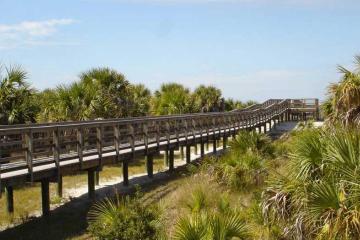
left=0, top=98, right=319, bottom=216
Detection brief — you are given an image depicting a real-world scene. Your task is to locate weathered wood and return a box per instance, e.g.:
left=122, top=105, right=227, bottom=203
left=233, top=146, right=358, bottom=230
left=96, top=126, right=103, bottom=169
left=223, top=136, right=228, bottom=150
left=122, top=159, right=129, bottom=186
left=200, top=140, right=205, bottom=157
left=186, top=145, right=191, bottom=163
left=114, top=124, right=120, bottom=162
left=163, top=150, right=169, bottom=167
left=5, top=186, right=14, bottom=213
left=95, top=171, right=100, bottom=186
left=88, top=169, right=95, bottom=199
left=169, top=149, right=174, bottom=172
left=41, top=178, right=50, bottom=216
left=146, top=154, right=153, bottom=178
left=57, top=175, right=63, bottom=198
left=213, top=138, right=217, bottom=154
left=180, top=146, right=184, bottom=159
left=25, top=130, right=34, bottom=182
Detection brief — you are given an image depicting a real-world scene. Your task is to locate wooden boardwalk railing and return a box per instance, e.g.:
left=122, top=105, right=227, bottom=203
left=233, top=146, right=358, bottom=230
left=0, top=98, right=319, bottom=216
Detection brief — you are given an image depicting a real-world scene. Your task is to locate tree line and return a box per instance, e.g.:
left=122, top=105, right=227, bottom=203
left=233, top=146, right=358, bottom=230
left=0, top=66, right=255, bottom=125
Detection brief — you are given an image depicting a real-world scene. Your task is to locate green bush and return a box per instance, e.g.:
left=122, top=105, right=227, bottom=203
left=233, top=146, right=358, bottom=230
left=262, top=127, right=360, bottom=239
left=219, top=151, right=265, bottom=190
left=87, top=192, right=161, bottom=240
left=230, top=131, right=274, bottom=157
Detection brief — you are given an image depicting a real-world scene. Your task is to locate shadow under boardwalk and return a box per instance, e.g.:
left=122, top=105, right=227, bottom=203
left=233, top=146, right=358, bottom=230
left=0, top=163, right=194, bottom=240
left=268, top=121, right=298, bottom=140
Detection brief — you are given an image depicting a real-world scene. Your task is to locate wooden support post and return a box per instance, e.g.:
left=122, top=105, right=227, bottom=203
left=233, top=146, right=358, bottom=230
left=213, top=138, right=217, bottom=154
left=169, top=149, right=174, bottom=172
left=200, top=140, right=205, bottom=157
left=146, top=154, right=153, bottom=178
left=163, top=150, right=169, bottom=167
left=57, top=175, right=63, bottom=198
left=122, top=159, right=129, bottom=186
left=186, top=145, right=191, bottom=163
left=263, top=124, right=267, bottom=133
left=5, top=186, right=14, bottom=214
left=41, top=179, right=50, bottom=216
left=180, top=146, right=184, bottom=159
left=223, top=135, right=227, bottom=150
left=315, top=98, right=320, bottom=120
left=95, top=171, right=100, bottom=186
left=194, top=144, right=198, bottom=155
left=88, top=169, right=95, bottom=199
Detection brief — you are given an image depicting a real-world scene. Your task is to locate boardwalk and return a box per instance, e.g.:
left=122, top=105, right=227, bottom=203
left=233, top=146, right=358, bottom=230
left=0, top=98, right=319, bottom=216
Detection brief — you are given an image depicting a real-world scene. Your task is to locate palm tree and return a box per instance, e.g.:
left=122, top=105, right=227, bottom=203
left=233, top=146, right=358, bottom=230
left=193, top=85, right=222, bottom=113
left=129, top=84, right=151, bottom=116
left=0, top=64, right=38, bottom=124
left=326, top=55, right=360, bottom=125
left=38, top=67, right=135, bottom=122
left=151, top=83, right=193, bottom=115
left=79, top=67, right=132, bottom=118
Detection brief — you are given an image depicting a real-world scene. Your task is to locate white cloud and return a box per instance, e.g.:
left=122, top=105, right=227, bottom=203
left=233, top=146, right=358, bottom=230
left=0, top=19, right=76, bottom=49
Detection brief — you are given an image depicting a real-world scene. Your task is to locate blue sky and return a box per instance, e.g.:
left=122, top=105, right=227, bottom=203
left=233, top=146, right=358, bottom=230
left=1, top=0, right=360, bottom=101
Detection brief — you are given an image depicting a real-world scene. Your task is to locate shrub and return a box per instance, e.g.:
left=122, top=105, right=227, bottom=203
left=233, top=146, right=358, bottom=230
left=219, top=151, right=266, bottom=190
left=87, top=191, right=161, bottom=240
left=262, top=126, right=360, bottom=239
left=230, top=130, right=274, bottom=157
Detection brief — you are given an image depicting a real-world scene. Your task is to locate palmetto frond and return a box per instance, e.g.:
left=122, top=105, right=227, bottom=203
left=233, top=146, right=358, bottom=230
left=289, top=129, right=326, bottom=181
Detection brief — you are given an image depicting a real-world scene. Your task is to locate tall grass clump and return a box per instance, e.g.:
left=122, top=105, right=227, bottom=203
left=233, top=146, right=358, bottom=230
left=173, top=188, right=250, bottom=240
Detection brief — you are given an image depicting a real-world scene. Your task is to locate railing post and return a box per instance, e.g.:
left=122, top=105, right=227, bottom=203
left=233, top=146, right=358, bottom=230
left=212, top=118, right=217, bottom=154
left=156, top=123, right=160, bottom=150
left=77, top=127, right=84, bottom=168
left=143, top=123, right=149, bottom=155
left=164, top=121, right=170, bottom=167
left=114, top=124, right=120, bottom=163
left=123, top=124, right=134, bottom=186
left=53, top=127, right=62, bottom=197
left=96, top=125, right=103, bottom=169
left=25, top=130, right=34, bottom=182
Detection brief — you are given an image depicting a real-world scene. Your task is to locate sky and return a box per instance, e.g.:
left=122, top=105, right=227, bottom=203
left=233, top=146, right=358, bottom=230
left=1, top=0, right=360, bottom=101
